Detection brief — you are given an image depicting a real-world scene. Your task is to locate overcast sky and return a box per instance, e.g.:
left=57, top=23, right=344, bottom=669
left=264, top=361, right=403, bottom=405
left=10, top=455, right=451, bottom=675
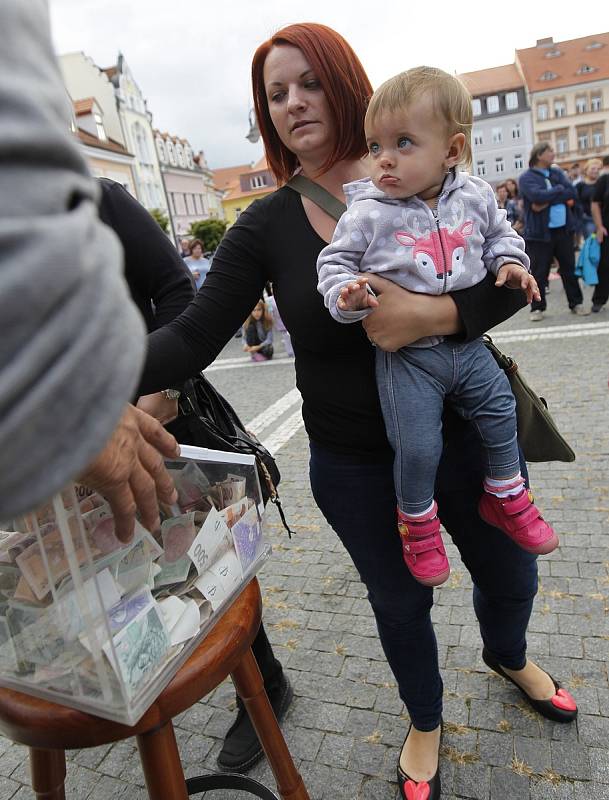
left=49, top=0, right=607, bottom=169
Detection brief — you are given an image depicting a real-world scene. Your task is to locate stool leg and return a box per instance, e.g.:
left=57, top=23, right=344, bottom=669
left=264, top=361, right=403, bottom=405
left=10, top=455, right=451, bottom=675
left=231, top=648, right=309, bottom=800
left=29, top=748, right=66, bottom=800
left=136, top=721, right=189, bottom=800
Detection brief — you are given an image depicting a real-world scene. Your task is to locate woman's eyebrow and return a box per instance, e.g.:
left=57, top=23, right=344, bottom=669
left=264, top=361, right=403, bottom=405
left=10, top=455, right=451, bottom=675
left=267, top=69, right=314, bottom=88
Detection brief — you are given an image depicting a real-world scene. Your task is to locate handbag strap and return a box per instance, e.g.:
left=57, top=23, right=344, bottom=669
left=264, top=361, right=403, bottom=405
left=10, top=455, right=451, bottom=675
left=185, top=773, right=279, bottom=799
left=286, top=175, right=346, bottom=221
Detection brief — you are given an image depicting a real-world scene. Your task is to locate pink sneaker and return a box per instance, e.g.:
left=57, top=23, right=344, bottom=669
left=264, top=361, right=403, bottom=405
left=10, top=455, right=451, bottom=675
left=478, top=487, right=558, bottom=554
left=397, top=503, right=450, bottom=587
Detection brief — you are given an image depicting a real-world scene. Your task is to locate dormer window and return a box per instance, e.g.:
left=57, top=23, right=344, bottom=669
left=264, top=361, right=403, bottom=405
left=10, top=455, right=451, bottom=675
left=576, top=64, right=597, bottom=75
left=585, top=41, right=604, bottom=50
left=539, top=71, right=558, bottom=81
left=156, top=139, right=167, bottom=162
left=166, top=141, right=177, bottom=165
left=545, top=49, right=561, bottom=58
left=94, top=112, right=106, bottom=141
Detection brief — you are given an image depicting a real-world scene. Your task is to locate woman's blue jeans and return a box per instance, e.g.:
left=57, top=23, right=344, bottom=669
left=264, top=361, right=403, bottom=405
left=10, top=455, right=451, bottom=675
left=309, top=415, right=538, bottom=731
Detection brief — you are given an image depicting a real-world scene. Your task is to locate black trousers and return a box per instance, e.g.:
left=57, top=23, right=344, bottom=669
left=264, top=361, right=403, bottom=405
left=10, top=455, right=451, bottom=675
left=592, top=235, right=609, bottom=307
left=525, top=227, right=583, bottom=311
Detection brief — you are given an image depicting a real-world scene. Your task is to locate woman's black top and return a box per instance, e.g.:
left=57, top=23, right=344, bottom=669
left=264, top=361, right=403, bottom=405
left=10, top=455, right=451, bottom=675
left=576, top=180, right=597, bottom=218
left=140, top=186, right=526, bottom=458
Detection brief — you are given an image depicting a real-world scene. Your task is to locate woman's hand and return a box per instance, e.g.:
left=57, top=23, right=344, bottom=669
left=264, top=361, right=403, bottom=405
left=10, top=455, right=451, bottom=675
left=136, top=392, right=179, bottom=426
left=362, top=275, right=461, bottom=351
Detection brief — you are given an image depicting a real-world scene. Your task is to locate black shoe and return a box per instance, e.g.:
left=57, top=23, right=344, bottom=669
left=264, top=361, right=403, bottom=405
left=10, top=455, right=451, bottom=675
left=592, top=303, right=605, bottom=313
left=397, top=721, right=442, bottom=800
left=217, top=673, right=293, bottom=773
left=482, top=647, right=577, bottom=723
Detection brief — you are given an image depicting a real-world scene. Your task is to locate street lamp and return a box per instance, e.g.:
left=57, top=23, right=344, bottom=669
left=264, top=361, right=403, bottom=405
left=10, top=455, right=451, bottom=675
left=245, top=108, right=260, bottom=144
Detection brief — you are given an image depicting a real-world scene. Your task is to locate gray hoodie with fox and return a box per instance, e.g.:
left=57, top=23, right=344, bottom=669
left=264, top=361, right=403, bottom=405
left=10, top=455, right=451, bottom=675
left=317, top=171, right=529, bottom=326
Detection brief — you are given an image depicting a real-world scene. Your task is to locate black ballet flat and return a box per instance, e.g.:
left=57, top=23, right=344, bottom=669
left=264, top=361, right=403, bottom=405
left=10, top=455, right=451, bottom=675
left=397, top=722, right=442, bottom=800
left=482, top=647, right=577, bottom=723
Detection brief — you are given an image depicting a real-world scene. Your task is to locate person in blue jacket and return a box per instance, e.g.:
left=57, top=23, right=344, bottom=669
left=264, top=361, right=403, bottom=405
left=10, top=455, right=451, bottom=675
left=519, top=143, right=589, bottom=321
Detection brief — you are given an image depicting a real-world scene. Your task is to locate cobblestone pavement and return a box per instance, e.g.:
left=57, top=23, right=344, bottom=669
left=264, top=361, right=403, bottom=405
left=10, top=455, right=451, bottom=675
left=1, top=278, right=608, bottom=799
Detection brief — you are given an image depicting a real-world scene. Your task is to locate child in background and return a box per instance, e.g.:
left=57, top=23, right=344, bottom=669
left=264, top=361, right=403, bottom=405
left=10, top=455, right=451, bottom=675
left=243, top=299, right=274, bottom=362
left=317, top=66, right=557, bottom=587
left=265, top=282, right=294, bottom=357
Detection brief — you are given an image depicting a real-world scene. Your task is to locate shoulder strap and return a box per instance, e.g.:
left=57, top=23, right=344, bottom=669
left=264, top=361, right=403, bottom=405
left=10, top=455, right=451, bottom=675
left=286, top=174, right=346, bottom=221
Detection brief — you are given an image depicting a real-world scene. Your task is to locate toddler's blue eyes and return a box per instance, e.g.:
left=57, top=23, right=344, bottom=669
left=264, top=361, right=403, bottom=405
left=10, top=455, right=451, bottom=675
left=369, top=143, right=380, bottom=155
left=398, top=137, right=411, bottom=149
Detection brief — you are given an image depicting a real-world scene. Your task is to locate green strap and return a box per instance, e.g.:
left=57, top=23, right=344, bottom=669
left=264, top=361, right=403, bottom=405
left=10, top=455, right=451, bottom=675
left=286, top=174, right=346, bottom=221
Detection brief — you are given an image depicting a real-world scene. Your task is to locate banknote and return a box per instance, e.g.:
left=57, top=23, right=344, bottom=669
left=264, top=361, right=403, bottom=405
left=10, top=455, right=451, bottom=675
left=193, top=570, right=227, bottom=612
left=231, top=504, right=263, bottom=573
left=16, top=523, right=101, bottom=601
left=79, top=586, right=154, bottom=653
left=0, top=615, right=18, bottom=671
left=218, top=475, right=247, bottom=509
left=7, top=605, right=65, bottom=667
left=82, top=505, right=122, bottom=555
left=104, top=603, right=170, bottom=697
left=172, top=462, right=212, bottom=512
left=158, top=595, right=200, bottom=646
left=219, top=497, right=249, bottom=529
left=187, top=507, right=231, bottom=575
left=161, top=512, right=197, bottom=564
left=54, top=568, right=122, bottom=642
left=0, top=530, right=38, bottom=565
left=210, top=548, right=242, bottom=592
left=153, top=555, right=192, bottom=588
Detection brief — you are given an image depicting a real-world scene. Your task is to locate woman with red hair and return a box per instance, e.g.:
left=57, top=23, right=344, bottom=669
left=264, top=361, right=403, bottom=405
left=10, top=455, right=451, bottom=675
left=140, top=23, right=577, bottom=799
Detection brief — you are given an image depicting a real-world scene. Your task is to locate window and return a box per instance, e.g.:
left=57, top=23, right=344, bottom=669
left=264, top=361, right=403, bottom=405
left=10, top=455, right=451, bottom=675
left=185, top=147, right=194, bottom=169
left=554, top=100, right=566, bottom=118
left=492, top=127, right=503, bottom=144
left=472, top=98, right=482, bottom=116
left=511, top=123, right=521, bottom=140
left=591, top=95, right=602, bottom=112
left=250, top=174, right=268, bottom=189
left=132, top=122, right=151, bottom=164
left=166, top=141, right=177, bottom=166
left=505, top=92, right=518, bottom=110
left=175, top=143, right=185, bottom=168
left=577, top=64, right=597, bottom=75
left=474, top=132, right=484, bottom=146
left=156, top=139, right=166, bottom=162
left=575, top=96, right=588, bottom=114
left=495, top=157, right=505, bottom=174
left=486, top=95, right=499, bottom=113
left=556, top=136, right=568, bottom=154
left=514, top=155, right=524, bottom=170
left=585, top=41, right=604, bottom=50
left=545, top=48, right=562, bottom=58
left=593, top=131, right=604, bottom=148
left=578, top=134, right=589, bottom=151
left=476, top=161, right=486, bottom=177
left=94, top=113, right=106, bottom=141
left=537, top=104, right=548, bottom=121
left=539, top=71, right=558, bottom=81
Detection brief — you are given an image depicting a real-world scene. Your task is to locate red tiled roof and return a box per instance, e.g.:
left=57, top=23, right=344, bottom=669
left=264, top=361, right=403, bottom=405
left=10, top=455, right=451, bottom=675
left=212, top=164, right=251, bottom=191
left=76, top=127, right=133, bottom=156
left=459, top=64, right=523, bottom=96
left=73, top=97, right=95, bottom=116
left=516, top=31, right=609, bottom=92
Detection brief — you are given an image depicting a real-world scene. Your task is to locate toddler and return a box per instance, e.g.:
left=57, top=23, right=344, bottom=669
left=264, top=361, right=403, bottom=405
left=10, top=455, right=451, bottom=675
left=317, top=66, right=557, bottom=586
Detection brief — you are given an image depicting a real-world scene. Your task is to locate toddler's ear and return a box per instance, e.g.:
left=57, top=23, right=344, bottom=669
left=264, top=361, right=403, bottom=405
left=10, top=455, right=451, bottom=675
left=446, top=132, right=466, bottom=168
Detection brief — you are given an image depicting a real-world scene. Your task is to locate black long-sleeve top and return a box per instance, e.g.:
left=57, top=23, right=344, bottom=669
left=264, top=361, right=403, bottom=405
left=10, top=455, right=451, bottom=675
left=140, top=187, right=526, bottom=458
left=98, top=179, right=194, bottom=333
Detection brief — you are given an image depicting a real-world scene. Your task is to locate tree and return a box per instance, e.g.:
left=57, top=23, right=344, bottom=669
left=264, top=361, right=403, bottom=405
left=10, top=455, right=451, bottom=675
left=149, top=207, right=169, bottom=234
left=189, top=218, right=228, bottom=253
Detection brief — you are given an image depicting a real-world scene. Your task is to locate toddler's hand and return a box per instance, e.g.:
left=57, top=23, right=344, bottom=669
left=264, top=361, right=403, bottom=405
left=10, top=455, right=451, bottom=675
left=337, top=277, right=379, bottom=313
left=495, top=263, right=541, bottom=304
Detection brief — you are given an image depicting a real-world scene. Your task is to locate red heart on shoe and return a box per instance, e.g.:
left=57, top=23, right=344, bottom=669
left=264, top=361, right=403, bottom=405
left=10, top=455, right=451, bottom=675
left=551, top=688, right=577, bottom=711
left=403, top=779, right=430, bottom=800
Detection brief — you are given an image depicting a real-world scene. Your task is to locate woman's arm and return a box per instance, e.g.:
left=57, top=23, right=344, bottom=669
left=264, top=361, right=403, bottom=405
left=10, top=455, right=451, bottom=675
left=138, top=201, right=269, bottom=395
left=362, top=272, right=525, bottom=350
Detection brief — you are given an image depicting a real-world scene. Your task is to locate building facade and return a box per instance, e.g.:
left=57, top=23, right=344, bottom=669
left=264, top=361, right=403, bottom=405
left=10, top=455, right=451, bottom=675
left=155, top=131, right=224, bottom=240
left=102, top=54, right=169, bottom=216
left=460, top=64, right=534, bottom=186
left=516, top=33, right=609, bottom=169
left=213, top=157, right=276, bottom=226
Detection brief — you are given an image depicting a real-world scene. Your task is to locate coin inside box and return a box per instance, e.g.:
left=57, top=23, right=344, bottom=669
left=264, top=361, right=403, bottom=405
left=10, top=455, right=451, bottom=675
left=0, top=446, right=270, bottom=725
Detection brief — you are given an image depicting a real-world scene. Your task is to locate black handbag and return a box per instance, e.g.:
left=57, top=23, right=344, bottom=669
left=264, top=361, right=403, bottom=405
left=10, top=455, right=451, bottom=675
left=178, top=373, right=293, bottom=536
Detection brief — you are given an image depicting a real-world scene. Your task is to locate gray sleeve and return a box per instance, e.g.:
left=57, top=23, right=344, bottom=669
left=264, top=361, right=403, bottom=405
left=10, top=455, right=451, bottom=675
left=480, top=184, right=530, bottom=276
left=0, top=0, right=146, bottom=520
left=316, top=213, right=371, bottom=323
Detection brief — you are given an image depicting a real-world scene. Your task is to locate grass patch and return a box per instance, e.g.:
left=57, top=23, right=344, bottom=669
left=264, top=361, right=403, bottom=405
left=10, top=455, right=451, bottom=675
left=441, top=745, right=479, bottom=765
left=511, top=756, right=533, bottom=777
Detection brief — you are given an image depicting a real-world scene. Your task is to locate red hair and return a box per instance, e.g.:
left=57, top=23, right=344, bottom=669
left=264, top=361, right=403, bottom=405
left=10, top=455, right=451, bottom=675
left=251, top=23, right=372, bottom=184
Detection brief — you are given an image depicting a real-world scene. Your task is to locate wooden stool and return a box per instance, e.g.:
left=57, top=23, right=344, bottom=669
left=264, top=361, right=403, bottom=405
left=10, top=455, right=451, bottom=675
left=0, top=578, right=309, bottom=800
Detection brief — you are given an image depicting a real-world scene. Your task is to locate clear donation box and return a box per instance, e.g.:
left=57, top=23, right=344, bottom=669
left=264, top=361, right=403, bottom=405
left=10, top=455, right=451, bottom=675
left=0, top=446, right=270, bottom=725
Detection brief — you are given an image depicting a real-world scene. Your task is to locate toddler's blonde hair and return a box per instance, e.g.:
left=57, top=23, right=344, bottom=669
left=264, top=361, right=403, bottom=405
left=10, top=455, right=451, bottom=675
left=365, top=66, right=473, bottom=169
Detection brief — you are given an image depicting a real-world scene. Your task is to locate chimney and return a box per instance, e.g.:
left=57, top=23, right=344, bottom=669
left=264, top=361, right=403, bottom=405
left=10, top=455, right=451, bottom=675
left=536, top=37, right=554, bottom=48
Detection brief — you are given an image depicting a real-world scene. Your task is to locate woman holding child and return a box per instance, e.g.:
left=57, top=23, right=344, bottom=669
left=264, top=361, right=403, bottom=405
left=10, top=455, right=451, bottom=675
left=140, top=23, right=577, bottom=799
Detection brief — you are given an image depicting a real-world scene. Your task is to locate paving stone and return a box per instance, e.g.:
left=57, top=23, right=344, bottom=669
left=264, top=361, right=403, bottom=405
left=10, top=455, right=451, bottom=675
left=453, top=762, right=491, bottom=799
left=490, top=767, right=530, bottom=800
left=551, top=740, right=591, bottom=780
left=477, top=730, right=513, bottom=767
left=514, top=734, right=551, bottom=773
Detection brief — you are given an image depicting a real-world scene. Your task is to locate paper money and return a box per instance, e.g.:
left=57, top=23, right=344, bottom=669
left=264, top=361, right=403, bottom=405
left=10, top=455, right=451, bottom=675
left=210, top=548, right=242, bottom=591
left=193, top=570, right=227, bottom=611
left=82, top=505, right=122, bottom=555
left=161, top=512, right=197, bottom=564
left=231, top=504, right=263, bottom=573
left=153, top=555, right=192, bottom=588
left=219, top=497, right=249, bottom=529
left=54, top=568, right=122, bottom=642
left=0, top=616, right=18, bottom=671
left=158, top=595, right=201, bottom=646
left=218, top=475, right=247, bottom=509
left=172, top=462, right=212, bottom=512
left=104, top=603, right=170, bottom=697
left=187, top=507, right=231, bottom=575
